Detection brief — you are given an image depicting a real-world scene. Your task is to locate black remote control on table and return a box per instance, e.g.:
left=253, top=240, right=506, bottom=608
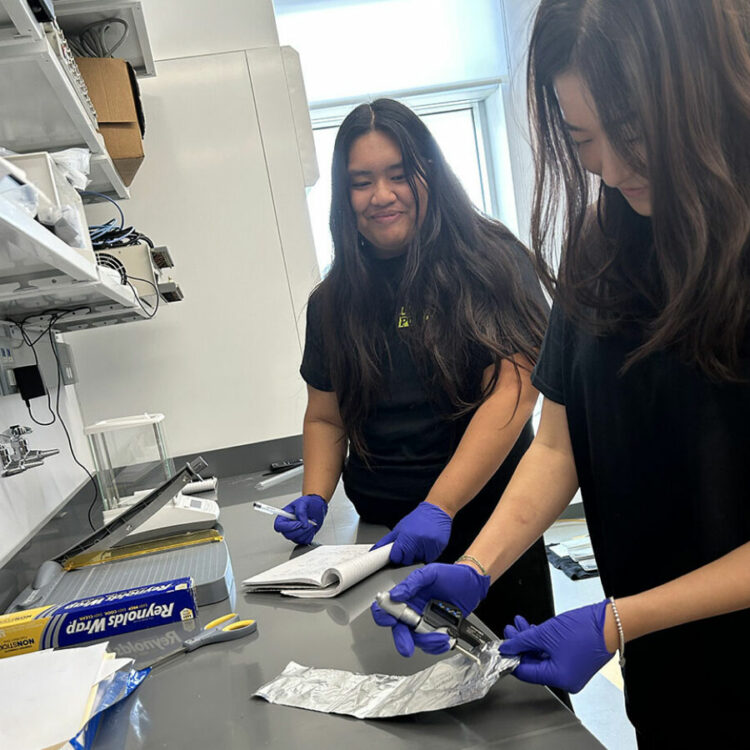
left=268, top=459, right=304, bottom=473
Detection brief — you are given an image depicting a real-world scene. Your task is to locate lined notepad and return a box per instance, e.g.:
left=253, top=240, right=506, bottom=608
left=242, top=543, right=393, bottom=598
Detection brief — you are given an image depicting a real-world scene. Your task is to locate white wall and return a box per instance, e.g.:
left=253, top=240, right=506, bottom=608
left=144, top=0, right=279, bottom=60
left=67, top=1, right=319, bottom=458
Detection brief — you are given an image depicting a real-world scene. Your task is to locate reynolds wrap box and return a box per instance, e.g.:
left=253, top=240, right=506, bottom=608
left=0, top=577, right=197, bottom=659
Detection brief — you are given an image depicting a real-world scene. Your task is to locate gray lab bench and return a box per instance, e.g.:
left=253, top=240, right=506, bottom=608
left=93, top=473, right=604, bottom=749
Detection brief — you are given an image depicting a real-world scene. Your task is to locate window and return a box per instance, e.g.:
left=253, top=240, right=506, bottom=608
left=307, top=106, right=490, bottom=275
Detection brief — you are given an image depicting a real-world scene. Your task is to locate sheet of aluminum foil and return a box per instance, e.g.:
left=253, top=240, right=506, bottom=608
left=253, top=643, right=519, bottom=719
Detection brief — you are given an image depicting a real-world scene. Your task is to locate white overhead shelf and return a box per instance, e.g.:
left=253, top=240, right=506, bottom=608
left=54, top=0, right=155, bottom=77
left=0, top=38, right=100, bottom=152
left=88, top=152, right=128, bottom=199
left=0, top=197, right=150, bottom=329
left=0, top=1, right=155, bottom=201
left=0, top=1, right=155, bottom=76
left=0, top=36, right=130, bottom=200
left=0, top=0, right=44, bottom=43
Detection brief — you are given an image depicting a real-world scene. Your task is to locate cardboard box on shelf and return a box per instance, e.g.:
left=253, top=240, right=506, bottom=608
left=75, top=57, right=145, bottom=186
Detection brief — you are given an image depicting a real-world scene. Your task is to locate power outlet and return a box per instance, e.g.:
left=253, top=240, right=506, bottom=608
left=55, top=340, right=78, bottom=385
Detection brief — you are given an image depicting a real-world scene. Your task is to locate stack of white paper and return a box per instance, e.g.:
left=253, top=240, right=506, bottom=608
left=0, top=642, right=133, bottom=750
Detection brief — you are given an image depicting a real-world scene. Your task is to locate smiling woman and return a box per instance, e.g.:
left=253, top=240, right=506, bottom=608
left=308, top=108, right=490, bottom=274
left=347, top=130, right=429, bottom=258
left=271, top=98, right=560, bottom=663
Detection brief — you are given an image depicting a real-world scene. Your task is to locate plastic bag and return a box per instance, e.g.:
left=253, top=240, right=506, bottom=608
left=66, top=667, right=150, bottom=750
left=51, top=147, right=91, bottom=191
left=0, top=174, right=38, bottom=217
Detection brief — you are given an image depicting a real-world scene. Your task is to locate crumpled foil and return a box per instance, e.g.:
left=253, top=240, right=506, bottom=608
left=253, top=643, right=519, bottom=719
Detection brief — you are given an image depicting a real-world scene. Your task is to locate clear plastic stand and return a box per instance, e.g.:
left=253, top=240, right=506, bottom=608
left=85, top=413, right=175, bottom=511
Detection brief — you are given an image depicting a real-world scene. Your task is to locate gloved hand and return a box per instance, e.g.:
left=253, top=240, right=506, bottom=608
left=273, top=494, right=327, bottom=545
left=371, top=501, right=453, bottom=564
left=499, top=599, right=614, bottom=693
left=371, top=563, right=490, bottom=657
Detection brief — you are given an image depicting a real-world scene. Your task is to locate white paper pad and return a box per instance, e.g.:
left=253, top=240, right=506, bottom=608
left=242, top=543, right=393, bottom=598
left=0, top=642, right=131, bottom=750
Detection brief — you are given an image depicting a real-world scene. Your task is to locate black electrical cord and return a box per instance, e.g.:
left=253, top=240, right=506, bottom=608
left=78, top=190, right=155, bottom=253
left=77, top=190, right=125, bottom=227
left=46, top=312, right=100, bottom=530
left=13, top=308, right=99, bottom=530
left=126, top=274, right=160, bottom=319
left=25, top=397, right=55, bottom=426
left=17, top=313, right=62, bottom=426
left=93, top=230, right=155, bottom=251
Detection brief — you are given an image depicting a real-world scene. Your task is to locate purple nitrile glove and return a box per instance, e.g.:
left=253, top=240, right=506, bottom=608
left=273, top=494, right=327, bottom=545
left=499, top=600, right=615, bottom=693
left=371, top=563, right=490, bottom=657
left=370, top=501, right=453, bottom=565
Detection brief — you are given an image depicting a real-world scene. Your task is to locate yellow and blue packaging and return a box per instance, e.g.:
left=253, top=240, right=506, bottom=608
left=0, top=577, right=197, bottom=659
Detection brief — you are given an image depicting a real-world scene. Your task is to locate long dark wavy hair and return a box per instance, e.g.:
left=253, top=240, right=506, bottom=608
left=314, top=98, right=548, bottom=457
left=528, top=0, right=750, bottom=380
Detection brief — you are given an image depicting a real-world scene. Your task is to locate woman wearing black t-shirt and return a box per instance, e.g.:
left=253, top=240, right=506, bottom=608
left=373, top=0, right=750, bottom=745
left=273, top=98, right=556, bottom=638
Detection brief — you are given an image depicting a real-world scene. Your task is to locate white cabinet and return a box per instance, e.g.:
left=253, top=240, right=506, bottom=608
left=68, top=44, right=320, bottom=455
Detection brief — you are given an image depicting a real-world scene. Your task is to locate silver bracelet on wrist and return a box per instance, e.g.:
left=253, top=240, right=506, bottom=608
left=455, top=554, right=487, bottom=577
left=609, top=596, right=626, bottom=668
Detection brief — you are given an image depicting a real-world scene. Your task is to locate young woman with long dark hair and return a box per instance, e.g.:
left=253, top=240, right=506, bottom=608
left=274, top=98, right=556, bottom=639
left=373, top=1, right=750, bottom=744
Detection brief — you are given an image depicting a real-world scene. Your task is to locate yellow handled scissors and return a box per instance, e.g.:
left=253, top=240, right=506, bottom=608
left=143, top=613, right=257, bottom=670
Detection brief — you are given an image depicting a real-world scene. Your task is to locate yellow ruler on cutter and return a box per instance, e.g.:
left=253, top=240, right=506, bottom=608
left=63, top=529, right=224, bottom=571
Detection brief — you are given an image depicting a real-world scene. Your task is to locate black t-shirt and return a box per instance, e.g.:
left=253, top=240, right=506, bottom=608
left=532, top=301, right=750, bottom=730
left=301, top=244, right=547, bottom=523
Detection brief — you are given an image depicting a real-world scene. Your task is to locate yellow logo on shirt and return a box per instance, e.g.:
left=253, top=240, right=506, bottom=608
left=396, top=307, right=429, bottom=328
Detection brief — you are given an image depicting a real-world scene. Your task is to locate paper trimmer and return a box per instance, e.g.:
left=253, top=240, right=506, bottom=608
left=8, top=458, right=234, bottom=612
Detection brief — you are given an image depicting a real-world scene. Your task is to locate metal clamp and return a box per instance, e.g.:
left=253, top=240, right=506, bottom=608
left=1, top=425, right=59, bottom=477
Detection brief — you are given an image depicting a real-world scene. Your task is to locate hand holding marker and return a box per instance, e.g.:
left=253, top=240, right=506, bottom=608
left=254, top=495, right=328, bottom=545
left=252, top=501, right=318, bottom=526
